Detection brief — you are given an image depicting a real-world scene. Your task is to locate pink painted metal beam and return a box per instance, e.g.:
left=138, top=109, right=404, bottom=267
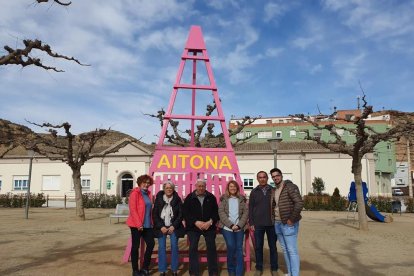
left=185, top=25, right=206, bottom=50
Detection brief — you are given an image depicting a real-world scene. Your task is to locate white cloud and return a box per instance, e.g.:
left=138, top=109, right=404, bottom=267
left=265, top=47, right=284, bottom=57
left=290, top=17, right=325, bottom=50
left=263, top=1, right=289, bottom=23
left=333, top=52, right=366, bottom=87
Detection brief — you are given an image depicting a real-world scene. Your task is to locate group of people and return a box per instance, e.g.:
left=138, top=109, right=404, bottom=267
left=126, top=168, right=303, bottom=276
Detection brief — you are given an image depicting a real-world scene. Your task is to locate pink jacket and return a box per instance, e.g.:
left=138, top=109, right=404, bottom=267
left=126, top=187, right=153, bottom=228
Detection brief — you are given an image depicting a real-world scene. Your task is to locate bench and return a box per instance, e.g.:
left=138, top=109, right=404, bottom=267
left=109, top=203, right=129, bottom=224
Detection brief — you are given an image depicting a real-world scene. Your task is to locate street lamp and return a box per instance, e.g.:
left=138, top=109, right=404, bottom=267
left=25, top=149, right=35, bottom=219
left=268, top=137, right=283, bottom=168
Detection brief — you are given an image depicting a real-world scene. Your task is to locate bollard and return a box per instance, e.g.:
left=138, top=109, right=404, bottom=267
left=64, top=194, right=67, bottom=209
left=47, top=194, right=49, bottom=207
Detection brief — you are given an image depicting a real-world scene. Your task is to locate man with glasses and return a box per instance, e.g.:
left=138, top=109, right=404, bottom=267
left=249, top=171, right=279, bottom=276
left=270, top=168, right=303, bottom=276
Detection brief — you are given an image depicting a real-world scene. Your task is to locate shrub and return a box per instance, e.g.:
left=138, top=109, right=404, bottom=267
left=303, top=195, right=331, bottom=210
left=82, top=193, right=123, bottom=208
left=329, top=188, right=347, bottom=211
left=405, top=198, right=414, bottom=213
left=0, top=192, right=46, bottom=207
left=369, top=196, right=392, bottom=213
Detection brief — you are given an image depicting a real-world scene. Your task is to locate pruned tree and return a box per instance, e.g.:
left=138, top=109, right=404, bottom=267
left=27, top=121, right=137, bottom=220
left=293, top=94, right=414, bottom=230
left=145, top=100, right=260, bottom=147
left=0, top=0, right=87, bottom=72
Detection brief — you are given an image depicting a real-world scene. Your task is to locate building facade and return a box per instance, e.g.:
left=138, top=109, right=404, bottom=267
left=230, top=110, right=396, bottom=195
left=0, top=137, right=380, bottom=198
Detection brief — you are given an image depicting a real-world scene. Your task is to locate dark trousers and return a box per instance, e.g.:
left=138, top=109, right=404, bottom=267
left=187, top=230, right=218, bottom=275
left=130, top=227, right=155, bottom=271
left=254, top=225, right=278, bottom=271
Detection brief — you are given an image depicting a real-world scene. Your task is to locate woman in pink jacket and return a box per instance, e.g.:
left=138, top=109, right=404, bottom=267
left=126, top=174, right=155, bottom=276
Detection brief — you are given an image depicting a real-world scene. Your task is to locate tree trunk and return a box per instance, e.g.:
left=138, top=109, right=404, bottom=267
left=353, top=160, right=368, bottom=231
left=72, top=168, right=85, bottom=220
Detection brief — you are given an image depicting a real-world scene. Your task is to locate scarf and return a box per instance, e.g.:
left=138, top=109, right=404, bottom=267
left=160, top=194, right=174, bottom=227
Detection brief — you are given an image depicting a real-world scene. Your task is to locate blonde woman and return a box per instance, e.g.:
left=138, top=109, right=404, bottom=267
left=218, top=180, right=249, bottom=276
left=152, top=181, right=184, bottom=276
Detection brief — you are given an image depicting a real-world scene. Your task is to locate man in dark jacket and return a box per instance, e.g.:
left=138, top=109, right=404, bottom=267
left=270, top=168, right=303, bottom=276
left=249, top=171, right=278, bottom=276
left=183, top=179, right=219, bottom=276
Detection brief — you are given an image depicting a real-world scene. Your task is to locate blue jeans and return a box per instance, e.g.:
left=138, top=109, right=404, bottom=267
left=274, top=222, right=300, bottom=276
left=221, top=229, right=244, bottom=276
left=253, top=225, right=278, bottom=271
left=158, top=232, right=179, bottom=273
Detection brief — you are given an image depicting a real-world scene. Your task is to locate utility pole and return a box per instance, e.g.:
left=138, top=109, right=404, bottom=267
left=407, top=139, right=413, bottom=198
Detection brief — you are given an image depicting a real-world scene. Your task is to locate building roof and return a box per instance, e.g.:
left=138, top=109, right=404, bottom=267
left=0, top=130, right=152, bottom=157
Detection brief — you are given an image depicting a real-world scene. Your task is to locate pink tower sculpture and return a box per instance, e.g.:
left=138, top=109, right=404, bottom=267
left=148, top=25, right=244, bottom=197
left=124, top=26, right=251, bottom=271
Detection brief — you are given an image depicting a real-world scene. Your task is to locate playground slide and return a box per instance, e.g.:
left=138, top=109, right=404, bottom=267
left=365, top=203, right=385, bottom=222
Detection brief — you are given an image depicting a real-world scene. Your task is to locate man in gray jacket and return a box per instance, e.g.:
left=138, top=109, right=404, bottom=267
left=270, top=168, right=303, bottom=276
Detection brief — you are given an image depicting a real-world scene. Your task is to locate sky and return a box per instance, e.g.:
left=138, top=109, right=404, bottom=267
left=1, top=0, right=413, bottom=143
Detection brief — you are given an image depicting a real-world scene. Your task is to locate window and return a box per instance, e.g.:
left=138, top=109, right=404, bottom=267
left=387, top=144, right=391, bottom=150
left=42, top=175, right=61, bottom=191
left=335, top=129, right=344, bottom=136
left=81, top=176, right=91, bottom=190
left=388, top=159, right=392, bottom=166
left=236, top=132, right=244, bottom=139
left=243, top=178, right=254, bottom=190
left=289, top=130, right=296, bottom=137
left=275, top=131, right=282, bottom=138
left=266, top=120, right=272, bottom=124
left=258, top=131, right=272, bottom=139
left=278, top=119, right=284, bottom=123
left=13, top=176, right=29, bottom=190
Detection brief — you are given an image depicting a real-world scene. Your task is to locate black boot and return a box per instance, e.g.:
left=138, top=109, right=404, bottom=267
left=132, top=270, right=140, bottom=276
left=160, top=273, right=166, bottom=276
left=140, top=269, right=150, bottom=276
left=172, top=273, right=178, bottom=276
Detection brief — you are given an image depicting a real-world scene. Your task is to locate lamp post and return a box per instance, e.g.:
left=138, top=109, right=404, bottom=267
left=268, top=137, right=283, bottom=168
left=25, top=149, right=35, bottom=219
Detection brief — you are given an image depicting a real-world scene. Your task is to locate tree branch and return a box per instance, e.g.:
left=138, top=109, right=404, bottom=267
left=1, top=39, right=88, bottom=72
left=36, top=0, right=72, bottom=6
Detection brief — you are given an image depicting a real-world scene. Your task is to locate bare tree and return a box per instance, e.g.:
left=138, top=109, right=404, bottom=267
left=146, top=100, right=260, bottom=147
left=0, top=1, right=87, bottom=72
left=28, top=121, right=136, bottom=220
left=294, top=95, right=414, bottom=230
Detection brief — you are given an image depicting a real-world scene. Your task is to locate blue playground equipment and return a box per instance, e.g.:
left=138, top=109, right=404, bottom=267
left=348, top=181, right=386, bottom=222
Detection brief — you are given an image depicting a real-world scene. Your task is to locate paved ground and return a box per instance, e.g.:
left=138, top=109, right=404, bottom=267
left=0, top=208, right=413, bottom=275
